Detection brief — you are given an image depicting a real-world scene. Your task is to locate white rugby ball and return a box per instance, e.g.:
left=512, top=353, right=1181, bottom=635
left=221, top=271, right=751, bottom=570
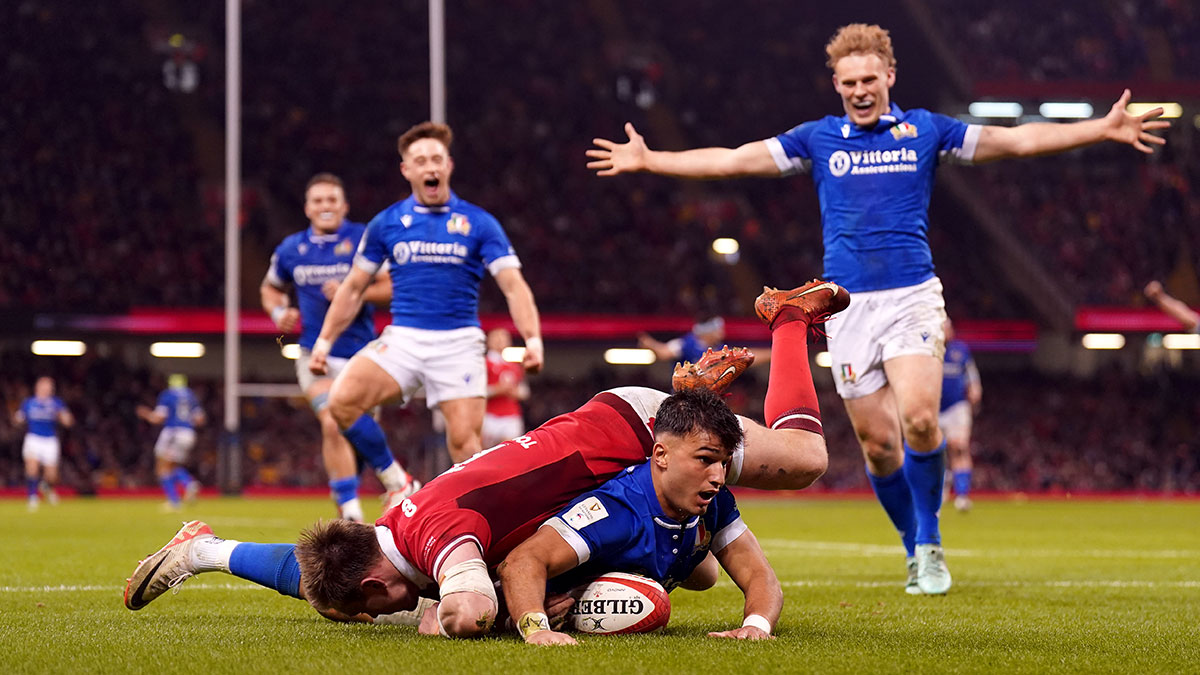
left=565, top=572, right=671, bottom=635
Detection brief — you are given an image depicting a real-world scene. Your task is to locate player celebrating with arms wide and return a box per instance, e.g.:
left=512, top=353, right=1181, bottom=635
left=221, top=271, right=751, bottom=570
left=589, top=23, right=1168, bottom=594
left=310, top=122, right=543, bottom=466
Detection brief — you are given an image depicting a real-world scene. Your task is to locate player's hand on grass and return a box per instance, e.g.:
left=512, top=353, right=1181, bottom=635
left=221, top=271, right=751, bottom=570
left=321, top=279, right=340, bottom=301
left=707, top=626, right=774, bottom=641
left=588, top=122, right=649, bottom=175
left=1104, top=89, right=1169, bottom=154
left=417, top=602, right=441, bottom=636
left=525, top=629, right=578, bottom=646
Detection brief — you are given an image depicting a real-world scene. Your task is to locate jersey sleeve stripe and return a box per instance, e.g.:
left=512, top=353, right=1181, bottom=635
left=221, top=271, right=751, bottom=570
left=941, top=124, right=981, bottom=165
left=764, top=137, right=809, bottom=176
left=593, top=392, right=655, bottom=455
left=710, top=517, right=748, bottom=553
left=486, top=254, right=521, bottom=276
left=542, top=518, right=592, bottom=565
left=431, top=534, right=485, bottom=582
left=353, top=254, right=382, bottom=275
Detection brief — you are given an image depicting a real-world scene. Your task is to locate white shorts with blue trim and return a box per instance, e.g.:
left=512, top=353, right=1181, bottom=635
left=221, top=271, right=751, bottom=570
left=825, top=276, right=947, bottom=399
left=357, top=325, right=487, bottom=408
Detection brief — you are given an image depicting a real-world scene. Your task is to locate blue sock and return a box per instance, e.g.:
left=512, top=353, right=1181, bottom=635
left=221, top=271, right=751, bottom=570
left=342, top=415, right=397, bottom=472
left=170, top=467, right=194, bottom=485
left=161, top=476, right=181, bottom=505
left=953, top=469, right=972, bottom=498
left=867, top=467, right=916, bottom=557
left=903, top=440, right=947, bottom=546
left=229, top=543, right=302, bottom=599
left=329, top=476, right=360, bottom=506
left=26, top=478, right=39, bottom=499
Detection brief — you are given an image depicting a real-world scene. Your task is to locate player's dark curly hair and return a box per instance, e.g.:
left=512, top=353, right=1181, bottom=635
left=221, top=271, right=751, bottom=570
left=654, top=389, right=743, bottom=453
left=294, top=519, right=382, bottom=612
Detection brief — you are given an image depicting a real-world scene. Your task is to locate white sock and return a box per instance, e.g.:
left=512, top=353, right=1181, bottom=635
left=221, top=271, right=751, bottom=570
left=377, top=463, right=410, bottom=492
left=191, top=537, right=240, bottom=573
left=339, top=498, right=364, bottom=522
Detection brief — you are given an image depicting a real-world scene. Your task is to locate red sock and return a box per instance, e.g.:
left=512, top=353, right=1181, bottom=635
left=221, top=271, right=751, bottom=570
left=764, top=320, right=823, bottom=435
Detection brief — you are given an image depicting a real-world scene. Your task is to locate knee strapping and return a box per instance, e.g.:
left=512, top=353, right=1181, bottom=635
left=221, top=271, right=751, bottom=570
left=310, top=391, right=330, bottom=413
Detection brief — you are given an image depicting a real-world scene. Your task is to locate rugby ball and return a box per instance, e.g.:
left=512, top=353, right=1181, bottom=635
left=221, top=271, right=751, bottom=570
left=564, top=572, right=670, bottom=635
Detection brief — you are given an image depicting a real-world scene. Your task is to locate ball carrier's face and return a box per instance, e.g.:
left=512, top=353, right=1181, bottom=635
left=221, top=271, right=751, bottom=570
left=651, top=429, right=733, bottom=521
left=401, top=137, right=455, bottom=206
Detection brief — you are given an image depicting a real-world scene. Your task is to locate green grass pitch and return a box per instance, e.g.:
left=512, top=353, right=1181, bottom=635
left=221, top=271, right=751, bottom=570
left=1, top=496, right=1197, bottom=674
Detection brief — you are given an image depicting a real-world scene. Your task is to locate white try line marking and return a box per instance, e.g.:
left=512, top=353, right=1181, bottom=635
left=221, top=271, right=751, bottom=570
left=761, top=539, right=1200, bottom=559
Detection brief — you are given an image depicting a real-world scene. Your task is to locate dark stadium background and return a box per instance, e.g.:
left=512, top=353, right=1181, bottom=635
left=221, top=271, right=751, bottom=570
left=2, top=0, right=1197, bottom=497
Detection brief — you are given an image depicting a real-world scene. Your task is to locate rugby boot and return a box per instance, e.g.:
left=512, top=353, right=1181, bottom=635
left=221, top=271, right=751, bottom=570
left=671, top=346, right=755, bottom=396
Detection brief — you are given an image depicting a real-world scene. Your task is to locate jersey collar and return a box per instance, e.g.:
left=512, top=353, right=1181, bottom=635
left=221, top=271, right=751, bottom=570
left=840, top=103, right=906, bottom=135
left=629, top=462, right=700, bottom=531
left=306, top=221, right=347, bottom=244
left=375, top=525, right=435, bottom=591
left=410, top=191, right=460, bottom=214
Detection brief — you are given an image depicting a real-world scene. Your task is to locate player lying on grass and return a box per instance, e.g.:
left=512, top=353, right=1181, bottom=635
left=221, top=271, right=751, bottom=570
left=124, top=281, right=846, bottom=638
left=500, top=391, right=780, bottom=645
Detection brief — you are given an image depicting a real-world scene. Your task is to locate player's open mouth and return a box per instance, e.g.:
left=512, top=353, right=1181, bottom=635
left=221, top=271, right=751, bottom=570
left=424, top=177, right=440, bottom=189
left=698, top=490, right=717, bottom=503
left=853, top=101, right=873, bottom=111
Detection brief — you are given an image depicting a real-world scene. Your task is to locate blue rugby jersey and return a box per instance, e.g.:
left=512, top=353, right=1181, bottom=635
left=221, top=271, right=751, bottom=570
left=354, top=192, right=520, bottom=331
left=939, top=339, right=977, bottom=412
left=266, top=221, right=376, bottom=359
left=544, top=462, right=747, bottom=592
left=767, top=104, right=981, bottom=292
left=19, top=396, right=68, bottom=437
left=156, top=387, right=202, bottom=429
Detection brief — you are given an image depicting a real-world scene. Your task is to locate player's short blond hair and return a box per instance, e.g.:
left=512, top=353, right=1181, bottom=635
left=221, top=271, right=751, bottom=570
left=825, top=23, right=896, bottom=70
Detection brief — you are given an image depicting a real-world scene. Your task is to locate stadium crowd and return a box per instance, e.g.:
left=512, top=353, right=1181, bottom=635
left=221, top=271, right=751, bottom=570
left=4, top=353, right=1198, bottom=495
left=927, top=0, right=1200, bottom=81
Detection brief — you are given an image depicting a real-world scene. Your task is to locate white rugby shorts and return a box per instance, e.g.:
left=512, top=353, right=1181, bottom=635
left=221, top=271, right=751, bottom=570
left=826, top=276, right=947, bottom=399
left=357, top=325, right=487, bottom=408
left=154, top=427, right=196, bottom=464
left=295, top=348, right=350, bottom=394
left=22, top=434, right=60, bottom=467
left=481, top=413, right=524, bottom=449
left=938, top=400, right=973, bottom=444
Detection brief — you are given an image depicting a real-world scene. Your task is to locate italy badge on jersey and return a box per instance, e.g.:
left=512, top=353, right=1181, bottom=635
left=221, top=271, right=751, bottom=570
left=890, top=122, right=918, bottom=140
left=335, top=239, right=353, bottom=256
left=447, top=213, right=471, bottom=236
left=564, top=496, right=609, bottom=530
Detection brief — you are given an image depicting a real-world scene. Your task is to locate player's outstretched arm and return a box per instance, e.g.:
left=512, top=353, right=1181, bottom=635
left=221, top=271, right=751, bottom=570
left=707, top=529, right=780, bottom=641
left=1145, top=281, right=1200, bottom=331
left=499, top=527, right=582, bottom=645
left=310, top=266, right=373, bottom=374
left=587, top=122, right=780, bottom=179
left=494, top=268, right=544, bottom=374
left=974, top=89, right=1169, bottom=162
left=136, top=405, right=166, bottom=426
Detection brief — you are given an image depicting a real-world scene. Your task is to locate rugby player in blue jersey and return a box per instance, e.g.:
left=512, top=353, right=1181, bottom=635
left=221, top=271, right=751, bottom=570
left=589, top=23, right=1168, bottom=594
left=310, top=122, right=544, bottom=466
left=14, top=376, right=74, bottom=511
left=938, top=319, right=981, bottom=513
left=638, top=316, right=726, bottom=367
left=261, top=173, right=408, bottom=522
left=500, top=389, right=781, bottom=645
left=136, top=374, right=205, bottom=511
